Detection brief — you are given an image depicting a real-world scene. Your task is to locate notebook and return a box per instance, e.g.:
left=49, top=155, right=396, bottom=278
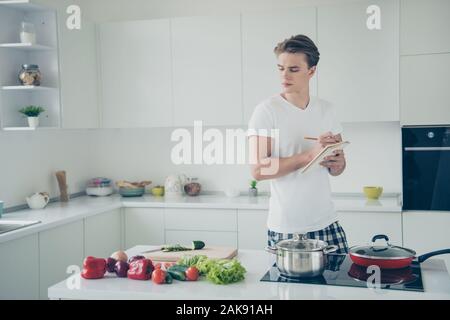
left=300, top=141, right=350, bottom=174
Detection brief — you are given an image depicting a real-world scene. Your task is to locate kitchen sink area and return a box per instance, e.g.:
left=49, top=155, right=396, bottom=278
left=0, top=220, right=41, bottom=235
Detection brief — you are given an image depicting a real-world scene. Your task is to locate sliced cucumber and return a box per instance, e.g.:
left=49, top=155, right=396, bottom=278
left=192, top=240, right=205, bottom=250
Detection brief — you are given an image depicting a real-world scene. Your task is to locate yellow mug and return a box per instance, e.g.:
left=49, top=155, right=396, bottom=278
left=363, top=186, right=383, bottom=200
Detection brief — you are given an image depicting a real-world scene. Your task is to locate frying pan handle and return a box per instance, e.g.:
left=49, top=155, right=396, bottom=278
left=371, top=234, right=390, bottom=243
left=418, top=249, right=450, bottom=263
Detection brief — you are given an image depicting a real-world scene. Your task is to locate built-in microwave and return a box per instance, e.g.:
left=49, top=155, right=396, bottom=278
left=402, top=126, right=450, bottom=211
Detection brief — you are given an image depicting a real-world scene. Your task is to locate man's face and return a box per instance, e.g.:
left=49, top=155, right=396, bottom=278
left=277, top=52, right=316, bottom=94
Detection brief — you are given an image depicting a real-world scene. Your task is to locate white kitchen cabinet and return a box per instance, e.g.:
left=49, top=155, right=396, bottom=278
left=400, top=0, right=450, bottom=55
left=403, top=212, right=450, bottom=270
left=337, top=211, right=402, bottom=247
left=165, top=208, right=237, bottom=232
left=317, top=0, right=399, bottom=122
left=0, top=234, right=39, bottom=299
left=171, top=15, right=242, bottom=126
left=59, top=16, right=99, bottom=128
left=98, top=19, right=173, bottom=128
left=242, top=7, right=317, bottom=123
left=85, top=209, right=122, bottom=258
left=39, top=220, right=84, bottom=300
left=400, top=53, right=450, bottom=126
left=124, top=208, right=165, bottom=248
left=237, top=209, right=268, bottom=250
left=165, top=230, right=238, bottom=248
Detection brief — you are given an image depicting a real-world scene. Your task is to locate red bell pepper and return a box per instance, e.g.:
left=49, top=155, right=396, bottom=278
left=81, top=256, right=106, bottom=279
left=127, top=258, right=154, bottom=280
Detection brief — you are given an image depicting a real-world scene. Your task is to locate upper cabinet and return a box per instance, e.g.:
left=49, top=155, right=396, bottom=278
left=400, top=0, right=450, bottom=55
left=401, top=53, right=450, bottom=126
left=317, top=0, right=399, bottom=122
left=58, top=16, right=99, bottom=129
left=98, top=19, right=173, bottom=128
left=242, top=7, right=317, bottom=124
left=171, top=15, right=242, bottom=127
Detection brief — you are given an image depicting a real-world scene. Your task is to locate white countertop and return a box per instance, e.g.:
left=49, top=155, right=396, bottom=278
left=48, top=246, right=450, bottom=300
left=0, top=193, right=401, bottom=244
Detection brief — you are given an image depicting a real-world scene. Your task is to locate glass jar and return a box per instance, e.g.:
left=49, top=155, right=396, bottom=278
left=20, top=22, right=36, bottom=44
left=19, top=64, right=42, bottom=86
left=184, top=177, right=201, bottom=196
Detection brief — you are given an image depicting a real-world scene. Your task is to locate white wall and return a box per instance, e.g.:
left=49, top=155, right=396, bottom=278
left=0, top=130, right=95, bottom=208
left=90, top=122, right=402, bottom=195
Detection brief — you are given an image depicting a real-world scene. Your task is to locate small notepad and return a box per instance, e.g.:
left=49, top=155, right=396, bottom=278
left=301, top=141, right=350, bottom=174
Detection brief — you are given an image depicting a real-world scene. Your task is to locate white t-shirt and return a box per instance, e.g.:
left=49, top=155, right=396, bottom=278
left=247, top=94, right=343, bottom=234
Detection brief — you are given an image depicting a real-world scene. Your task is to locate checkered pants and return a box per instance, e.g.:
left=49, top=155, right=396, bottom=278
left=267, top=221, right=349, bottom=254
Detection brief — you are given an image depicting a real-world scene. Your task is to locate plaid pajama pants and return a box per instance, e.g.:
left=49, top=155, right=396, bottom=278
left=267, top=221, right=349, bottom=254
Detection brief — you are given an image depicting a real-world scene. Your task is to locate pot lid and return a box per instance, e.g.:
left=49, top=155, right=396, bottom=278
left=350, top=235, right=416, bottom=260
left=276, top=234, right=328, bottom=252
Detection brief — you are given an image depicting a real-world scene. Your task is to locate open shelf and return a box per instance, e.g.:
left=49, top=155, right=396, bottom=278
left=0, top=0, right=49, bottom=12
left=2, top=85, right=56, bottom=91
left=0, top=43, right=55, bottom=51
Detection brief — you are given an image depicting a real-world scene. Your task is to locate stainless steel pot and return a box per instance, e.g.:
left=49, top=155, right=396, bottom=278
left=266, top=234, right=339, bottom=278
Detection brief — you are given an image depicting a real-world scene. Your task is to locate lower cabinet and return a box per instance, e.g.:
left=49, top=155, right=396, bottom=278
left=403, top=212, right=450, bottom=270
left=238, top=209, right=268, bottom=250
left=0, top=234, right=39, bottom=299
left=39, top=220, right=84, bottom=300
left=124, top=208, right=165, bottom=248
left=337, top=211, right=403, bottom=247
left=85, top=209, right=122, bottom=257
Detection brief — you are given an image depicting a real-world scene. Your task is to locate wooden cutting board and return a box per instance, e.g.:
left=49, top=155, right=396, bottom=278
left=142, top=246, right=238, bottom=262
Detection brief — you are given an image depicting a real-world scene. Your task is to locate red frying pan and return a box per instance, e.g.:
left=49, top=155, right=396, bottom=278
left=349, top=234, right=450, bottom=269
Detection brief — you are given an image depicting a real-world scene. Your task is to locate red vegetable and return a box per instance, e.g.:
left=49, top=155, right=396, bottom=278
left=152, top=269, right=166, bottom=284
left=185, top=266, right=199, bottom=281
left=81, top=256, right=106, bottom=279
left=127, top=259, right=154, bottom=280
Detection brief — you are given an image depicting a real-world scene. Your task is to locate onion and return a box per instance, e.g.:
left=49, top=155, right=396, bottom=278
left=110, top=250, right=128, bottom=262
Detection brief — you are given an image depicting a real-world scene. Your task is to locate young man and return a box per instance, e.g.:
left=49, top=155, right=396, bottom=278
left=247, top=34, right=349, bottom=253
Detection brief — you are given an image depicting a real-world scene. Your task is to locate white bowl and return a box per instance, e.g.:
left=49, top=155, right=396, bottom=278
left=225, top=188, right=240, bottom=197
left=86, top=186, right=113, bottom=197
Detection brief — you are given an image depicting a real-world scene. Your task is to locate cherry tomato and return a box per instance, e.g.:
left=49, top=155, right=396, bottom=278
left=152, top=269, right=166, bottom=285
left=185, top=267, right=199, bottom=281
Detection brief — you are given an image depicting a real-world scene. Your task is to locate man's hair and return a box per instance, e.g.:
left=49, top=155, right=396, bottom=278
left=274, top=34, right=320, bottom=68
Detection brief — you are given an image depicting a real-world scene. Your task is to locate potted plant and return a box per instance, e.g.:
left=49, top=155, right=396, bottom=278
left=249, top=180, right=258, bottom=197
left=19, top=105, right=45, bottom=128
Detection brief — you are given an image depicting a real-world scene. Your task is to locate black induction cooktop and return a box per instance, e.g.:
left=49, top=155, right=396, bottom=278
left=260, top=254, right=424, bottom=292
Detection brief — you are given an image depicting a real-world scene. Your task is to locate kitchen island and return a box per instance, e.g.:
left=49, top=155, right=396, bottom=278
left=48, top=246, right=450, bottom=300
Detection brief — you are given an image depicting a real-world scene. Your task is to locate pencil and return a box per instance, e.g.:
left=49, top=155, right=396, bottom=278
left=304, top=137, right=318, bottom=141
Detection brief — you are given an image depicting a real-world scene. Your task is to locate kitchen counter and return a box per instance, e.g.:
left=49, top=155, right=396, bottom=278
left=0, top=193, right=401, bottom=244
left=48, top=246, right=450, bottom=300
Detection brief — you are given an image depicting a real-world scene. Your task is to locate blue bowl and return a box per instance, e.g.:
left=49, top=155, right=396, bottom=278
left=119, top=187, right=145, bottom=197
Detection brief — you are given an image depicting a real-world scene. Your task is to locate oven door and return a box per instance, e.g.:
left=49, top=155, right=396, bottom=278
left=403, top=147, right=450, bottom=211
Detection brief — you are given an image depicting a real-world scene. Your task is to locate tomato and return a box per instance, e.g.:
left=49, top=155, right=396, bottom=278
left=152, top=269, right=166, bottom=285
left=154, top=262, right=162, bottom=270
left=185, top=267, right=199, bottom=281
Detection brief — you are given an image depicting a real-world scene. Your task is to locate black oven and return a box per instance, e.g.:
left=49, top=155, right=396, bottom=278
left=402, top=126, right=450, bottom=211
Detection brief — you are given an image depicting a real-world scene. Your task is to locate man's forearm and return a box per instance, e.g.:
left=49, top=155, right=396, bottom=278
left=253, top=152, right=313, bottom=181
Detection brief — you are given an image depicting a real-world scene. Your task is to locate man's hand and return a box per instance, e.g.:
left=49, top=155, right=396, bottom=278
left=320, top=149, right=346, bottom=176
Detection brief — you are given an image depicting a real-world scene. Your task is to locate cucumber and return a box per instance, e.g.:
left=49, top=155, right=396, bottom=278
left=168, top=269, right=186, bottom=281
left=165, top=273, right=173, bottom=284
left=192, top=241, right=205, bottom=250
left=168, top=265, right=188, bottom=273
